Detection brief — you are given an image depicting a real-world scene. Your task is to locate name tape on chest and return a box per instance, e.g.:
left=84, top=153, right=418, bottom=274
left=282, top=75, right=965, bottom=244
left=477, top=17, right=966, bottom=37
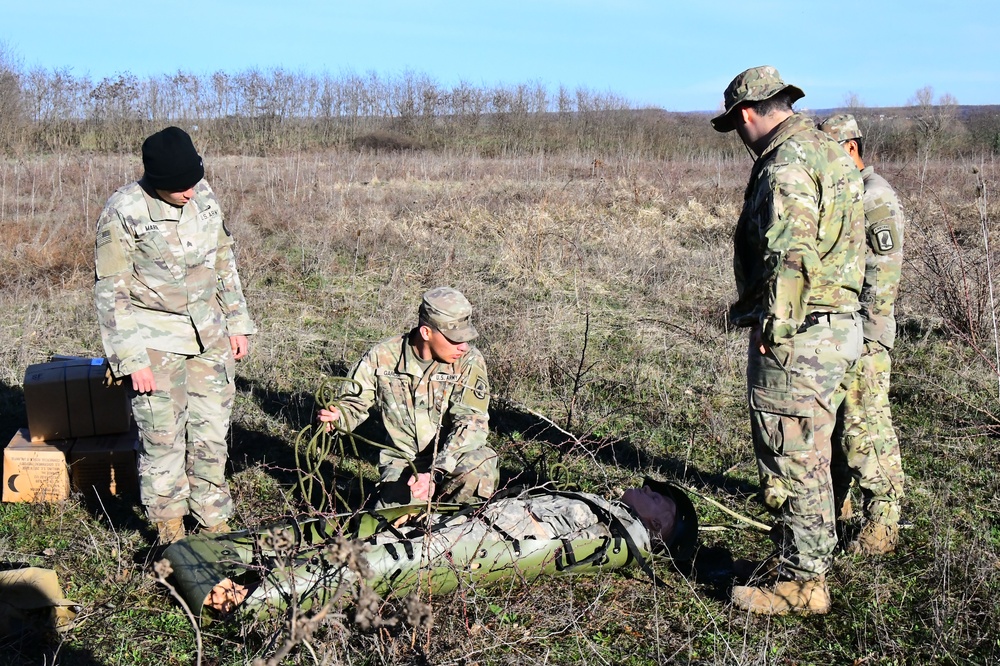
left=198, top=207, right=220, bottom=223
left=375, top=369, right=407, bottom=380
left=133, top=221, right=164, bottom=236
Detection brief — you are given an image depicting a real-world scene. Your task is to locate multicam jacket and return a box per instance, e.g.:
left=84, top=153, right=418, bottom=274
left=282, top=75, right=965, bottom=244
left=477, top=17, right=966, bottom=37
left=858, top=166, right=905, bottom=349
left=94, top=179, right=256, bottom=377
left=730, top=113, right=866, bottom=346
left=336, top=333, right=490, bottom=474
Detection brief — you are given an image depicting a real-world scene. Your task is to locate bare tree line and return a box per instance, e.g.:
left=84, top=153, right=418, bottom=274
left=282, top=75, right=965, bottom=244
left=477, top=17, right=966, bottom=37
left=0, top=44, right=996, bottom=159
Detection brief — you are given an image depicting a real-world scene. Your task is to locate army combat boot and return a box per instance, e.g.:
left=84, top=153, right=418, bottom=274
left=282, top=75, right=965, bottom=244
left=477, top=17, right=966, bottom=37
left=156, top=518, right=185, bottom=545
left=202, top=521, right=231, bottom=534
left=732, top=576, right=831, bottom=615
left=837, top=494, right=854, bottom=522
left=848, top=522, right=898, bottom=555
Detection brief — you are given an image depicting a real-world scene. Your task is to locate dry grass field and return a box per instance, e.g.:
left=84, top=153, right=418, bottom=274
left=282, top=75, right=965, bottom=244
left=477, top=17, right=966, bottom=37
left=1, top=147, right=999, bottom=665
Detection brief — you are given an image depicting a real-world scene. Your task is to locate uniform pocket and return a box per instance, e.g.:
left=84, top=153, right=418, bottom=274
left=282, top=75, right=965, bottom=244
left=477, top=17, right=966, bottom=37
left=750, top=385, right=815, bottom=454
left=750, top=385, right=817, bottom=510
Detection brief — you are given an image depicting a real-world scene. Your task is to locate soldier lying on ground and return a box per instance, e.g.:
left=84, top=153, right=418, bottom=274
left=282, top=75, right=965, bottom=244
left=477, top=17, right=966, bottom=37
left=163, top=479, right=698, bottom=618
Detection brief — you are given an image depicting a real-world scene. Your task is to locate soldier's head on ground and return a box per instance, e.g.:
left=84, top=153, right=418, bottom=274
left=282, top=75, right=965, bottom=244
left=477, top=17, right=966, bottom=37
left=142, top=126, right=205, bottom=206
left=622, top=478, right=698, bottom=561
left=820, top=113, right=866, bottom=170
left=415, top=287, right=478, bottom=363
left=712, top=66, right=803, bottom=155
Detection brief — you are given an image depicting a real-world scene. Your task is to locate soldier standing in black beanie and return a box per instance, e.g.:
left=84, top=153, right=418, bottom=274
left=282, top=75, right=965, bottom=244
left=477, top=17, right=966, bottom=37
left=94, top=127, right=256, bottom=544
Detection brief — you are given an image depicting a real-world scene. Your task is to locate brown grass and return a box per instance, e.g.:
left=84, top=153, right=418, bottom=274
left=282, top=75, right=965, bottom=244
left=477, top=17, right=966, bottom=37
left=1, top=149, right=1000, bottom=664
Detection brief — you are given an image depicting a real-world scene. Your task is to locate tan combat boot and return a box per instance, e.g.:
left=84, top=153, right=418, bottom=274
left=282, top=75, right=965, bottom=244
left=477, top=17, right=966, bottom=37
left=732, top=576, right=831, bottom=615
left=837, top=495, right=854, bottom=522
left=848, top=522, right=898, bottom=556
left=202, top=521, right=231, bottom=534
left=155, top=518, right=185, bottom=544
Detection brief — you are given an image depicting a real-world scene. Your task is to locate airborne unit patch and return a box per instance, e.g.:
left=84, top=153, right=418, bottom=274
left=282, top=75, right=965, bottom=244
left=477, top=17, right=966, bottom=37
left=868, top=221, right=899, bottom=255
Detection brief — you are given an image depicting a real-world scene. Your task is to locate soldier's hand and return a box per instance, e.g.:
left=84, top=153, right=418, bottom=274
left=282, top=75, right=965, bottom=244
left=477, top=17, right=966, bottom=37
left=408, top=472, right=436, bottom=502
left=131, top=367, right=156, bottom=394
left=317, top=406, right=341, bottom=432
left=230, top=335, right=250, bottom=360
left=751, top=327, right=769, bottom=355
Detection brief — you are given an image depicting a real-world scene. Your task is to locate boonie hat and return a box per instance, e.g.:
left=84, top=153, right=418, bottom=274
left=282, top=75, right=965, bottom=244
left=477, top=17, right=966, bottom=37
left=419, top=287, right=478, bottom=342
left=819, top=113, right=863, bottom=143
left=142, top=126, right=205, bottom=192
left=711, top=65, right=805, bottom=133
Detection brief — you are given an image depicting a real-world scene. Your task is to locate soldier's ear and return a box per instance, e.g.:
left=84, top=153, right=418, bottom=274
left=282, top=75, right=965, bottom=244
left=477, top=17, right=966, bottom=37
left=739, top=105, right=753, bottom=126
left=418, top=325, right=433, bottom=341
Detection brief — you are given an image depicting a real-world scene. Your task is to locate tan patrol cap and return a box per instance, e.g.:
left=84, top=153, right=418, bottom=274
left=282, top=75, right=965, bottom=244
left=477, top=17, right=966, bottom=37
left=419, top=287, right=478, bottom=342
left=711, top=65, right=805, bottom=133
left=819, top=113, right=863, bottom=143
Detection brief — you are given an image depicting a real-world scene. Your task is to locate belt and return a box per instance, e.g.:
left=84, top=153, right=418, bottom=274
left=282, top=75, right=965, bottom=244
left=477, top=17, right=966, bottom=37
left=797, top=311, right=856, bottom=333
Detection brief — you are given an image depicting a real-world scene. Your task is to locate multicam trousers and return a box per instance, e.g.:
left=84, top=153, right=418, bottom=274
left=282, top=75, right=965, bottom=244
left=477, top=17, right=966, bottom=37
left=747, top=313, right=862, bottom=579
left=376, top=446, right=499, bottom=508
left=833, top=342, right=904, bottom=526
left=131, top=336, right=235, bottom=527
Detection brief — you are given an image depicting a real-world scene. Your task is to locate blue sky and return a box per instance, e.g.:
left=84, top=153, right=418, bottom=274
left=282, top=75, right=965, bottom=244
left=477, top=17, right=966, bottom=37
left=2, top=0, right=997, bottom=112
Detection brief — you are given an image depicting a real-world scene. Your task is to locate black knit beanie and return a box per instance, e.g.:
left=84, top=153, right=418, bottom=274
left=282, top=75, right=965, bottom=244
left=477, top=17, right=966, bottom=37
left=142, top=127, right=205, bottom=191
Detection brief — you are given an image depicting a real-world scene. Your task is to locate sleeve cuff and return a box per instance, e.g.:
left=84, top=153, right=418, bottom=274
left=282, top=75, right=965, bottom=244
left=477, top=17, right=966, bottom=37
left=226, top=315, right=257, bottom=337
left=112, top=351, right=151, bottom=377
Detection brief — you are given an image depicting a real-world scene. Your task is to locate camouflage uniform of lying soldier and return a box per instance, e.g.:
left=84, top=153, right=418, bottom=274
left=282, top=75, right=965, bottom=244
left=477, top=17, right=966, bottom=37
left=162, top=479, right=698, bottom=619
left=318, top=287, right=496, bottom=508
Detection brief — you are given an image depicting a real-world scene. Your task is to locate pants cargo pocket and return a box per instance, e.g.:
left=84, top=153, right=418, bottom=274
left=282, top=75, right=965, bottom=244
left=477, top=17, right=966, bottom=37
left=750, top=385, right=816, bottom=511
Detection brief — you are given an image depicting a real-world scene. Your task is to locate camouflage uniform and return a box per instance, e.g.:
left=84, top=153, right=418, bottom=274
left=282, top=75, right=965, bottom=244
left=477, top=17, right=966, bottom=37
left=335, top=289, right=496, bottom=505
left=820, top=114, right=906, bottom=528
left=164, top=481, right=699, bottom=618
left=94, top=177, right=255, bottom=527
left=724, top=74, right=866, bottom=580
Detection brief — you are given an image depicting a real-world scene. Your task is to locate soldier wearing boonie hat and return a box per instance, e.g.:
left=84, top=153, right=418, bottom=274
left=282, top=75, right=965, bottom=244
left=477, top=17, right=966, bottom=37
left=711, top=65, right=804, bottom=133
left=94, top=126, right=256, bottom=545
left=716, top=66, right=867, bottom=615
left=819, top=113, right=906, bottom=558
left=318, top=287, right=496, bottom=508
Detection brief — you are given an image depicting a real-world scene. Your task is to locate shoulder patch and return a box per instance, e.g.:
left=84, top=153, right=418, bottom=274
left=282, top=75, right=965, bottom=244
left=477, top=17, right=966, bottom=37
left=868, top=221, right=900, bottom=255
left=96, top=228, right=113, bottom=248
left=94, top=223, right=130, bottom=278
left=459, top=366, right=490, bottom=412
left=473, top=375, right=488, bottom=401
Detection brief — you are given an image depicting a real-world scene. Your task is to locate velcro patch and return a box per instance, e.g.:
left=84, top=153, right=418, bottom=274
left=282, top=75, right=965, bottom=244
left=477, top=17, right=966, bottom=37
left=868, top=221, right=900, bottom=255
left=460, top=367, right=489, bottom=412
left=866, top=203, right=892, bottom=222
left=133, top=221, right=163, bottom=235
left=96, top=228, right=113, bottom=248
left=430, top=373, right=460, bottom=383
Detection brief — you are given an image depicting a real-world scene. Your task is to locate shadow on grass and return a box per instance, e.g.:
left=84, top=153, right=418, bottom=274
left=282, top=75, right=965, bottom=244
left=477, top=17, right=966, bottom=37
left=489, top=399, right=758, bottom=497
left=0, top=379, right=26, bottom=444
